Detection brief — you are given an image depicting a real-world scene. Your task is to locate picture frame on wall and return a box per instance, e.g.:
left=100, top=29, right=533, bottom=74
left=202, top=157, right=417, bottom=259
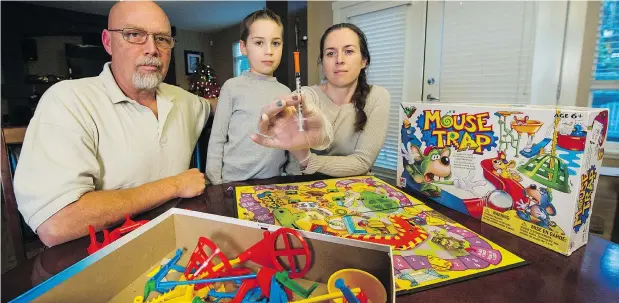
left=184, top=50, right=204, bottom=75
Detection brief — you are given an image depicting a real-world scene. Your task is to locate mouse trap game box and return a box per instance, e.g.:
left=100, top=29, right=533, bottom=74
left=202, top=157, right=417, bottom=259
left=397, top=102, right=609, bottom=256
left=11, top=209, right=394, bottom=303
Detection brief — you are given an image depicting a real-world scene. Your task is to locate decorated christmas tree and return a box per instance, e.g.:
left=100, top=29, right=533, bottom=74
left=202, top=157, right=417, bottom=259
left=188, top=61, right=220, bottom=99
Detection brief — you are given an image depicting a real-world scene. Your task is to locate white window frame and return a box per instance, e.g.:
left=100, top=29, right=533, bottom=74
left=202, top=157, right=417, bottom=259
left=232, top=41, right=249, bottom=77
left=557, top=1, right=619, bottom=158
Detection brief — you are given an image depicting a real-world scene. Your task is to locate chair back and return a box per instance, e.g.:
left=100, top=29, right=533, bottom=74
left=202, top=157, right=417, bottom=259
left=1, top=126, right=33, bottom=264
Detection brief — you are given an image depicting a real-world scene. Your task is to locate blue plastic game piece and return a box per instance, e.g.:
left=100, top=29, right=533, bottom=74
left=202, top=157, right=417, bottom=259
left=144, top=248, right=185, bottom=298
left=335, top=278, right=360, bottom=303
left=269, top=277, right=288, bottom=303
left=158, top=273, right=258, bottom=291
left=208, top=288, right=237, bottom=299
left=171, top=264, right=186, bottom=273
left=242, top=287, right=264, bottom=303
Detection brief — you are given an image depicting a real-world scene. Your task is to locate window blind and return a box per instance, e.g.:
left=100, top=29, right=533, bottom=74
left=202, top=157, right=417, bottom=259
left=348, top=4, right=408, bottom=181
left=591, top=0, right=619, bottom=143
left=438, top=2, right=537, bottom=104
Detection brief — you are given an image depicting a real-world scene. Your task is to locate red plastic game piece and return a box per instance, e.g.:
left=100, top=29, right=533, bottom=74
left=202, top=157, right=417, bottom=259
left=86, top=215, right=150, bottom=255
left=256, top=267, right=277, bottom=298
left=117, top=214, right=149, bottom=234
left=219, top=228, right=311, bottom=279
left=228, top=279, right=258, bottom=303
left=86, top=225, right=111, bottom=255
left=267, top=228, right=312, bottom=278
left=184, top=237, right=233, bottom=279
left=355, top=291, right=368, bottom=303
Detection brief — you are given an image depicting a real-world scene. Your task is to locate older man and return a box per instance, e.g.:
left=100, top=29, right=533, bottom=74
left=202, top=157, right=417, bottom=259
left=15, top=1, right=333, bottom=248
left=13, top=2, right=210, bottom=247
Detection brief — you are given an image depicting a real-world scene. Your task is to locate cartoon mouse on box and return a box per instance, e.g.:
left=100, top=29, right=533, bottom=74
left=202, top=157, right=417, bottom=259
left=516, top=184, right=557, bottom=229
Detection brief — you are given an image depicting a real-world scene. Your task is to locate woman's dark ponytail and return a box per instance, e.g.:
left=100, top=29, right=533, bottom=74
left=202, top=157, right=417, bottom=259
left=352, top=67, right=371, bottom=131
left=319, top=23, right=372, bottom=132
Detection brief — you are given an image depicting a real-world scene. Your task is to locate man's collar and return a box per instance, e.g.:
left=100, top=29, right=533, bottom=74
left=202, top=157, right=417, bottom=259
left=100, top=62, right=129, bottom=104
left=99, top=62, right=173, bottom=104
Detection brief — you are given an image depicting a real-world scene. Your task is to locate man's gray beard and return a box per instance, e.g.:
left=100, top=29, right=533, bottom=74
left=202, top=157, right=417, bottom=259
left=132, top=71, right=163, bottom=90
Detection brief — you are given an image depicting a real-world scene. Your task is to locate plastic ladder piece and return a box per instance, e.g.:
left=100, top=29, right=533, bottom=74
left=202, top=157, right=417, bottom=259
left=274, top=271, right=318, bottom=299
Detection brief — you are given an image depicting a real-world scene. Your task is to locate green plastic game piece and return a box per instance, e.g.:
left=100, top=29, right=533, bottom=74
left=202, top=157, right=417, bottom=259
left=274, top=271, right=318, bottom=298
left=192, top=297, right=203, bottom=303
left=143, top=279, right=156, bottom=300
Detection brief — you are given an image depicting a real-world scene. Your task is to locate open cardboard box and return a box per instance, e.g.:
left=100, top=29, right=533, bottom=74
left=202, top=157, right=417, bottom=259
left=12, top=208, right=395, bottom=302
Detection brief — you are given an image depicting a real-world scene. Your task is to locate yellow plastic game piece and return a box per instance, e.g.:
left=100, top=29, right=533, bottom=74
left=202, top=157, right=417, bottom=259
left=147, top=285, right=193, bottom=303
left=327, top=269, right=387, bottom=303
left=135, top=296, right=144, bottom=303
left=193, top=284, right=213, bottom=298
left=209, top=258, right=241, bottom=274
left=160, top=285, right=195, bottom=303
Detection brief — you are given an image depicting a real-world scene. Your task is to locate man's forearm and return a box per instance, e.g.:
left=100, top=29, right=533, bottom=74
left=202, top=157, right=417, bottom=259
left=37, top=176, right=180, bottom=247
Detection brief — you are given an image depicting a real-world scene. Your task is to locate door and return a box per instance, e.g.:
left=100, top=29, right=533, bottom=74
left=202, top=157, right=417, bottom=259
left=423, top=1, right=568, bottom=104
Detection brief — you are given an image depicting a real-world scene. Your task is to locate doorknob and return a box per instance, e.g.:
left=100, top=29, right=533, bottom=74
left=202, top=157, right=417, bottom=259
left=427, top=94, right=440, bottom=101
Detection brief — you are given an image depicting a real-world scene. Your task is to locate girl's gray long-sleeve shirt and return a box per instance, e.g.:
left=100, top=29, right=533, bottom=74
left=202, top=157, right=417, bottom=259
left=206, top=72, right=291, bottom=185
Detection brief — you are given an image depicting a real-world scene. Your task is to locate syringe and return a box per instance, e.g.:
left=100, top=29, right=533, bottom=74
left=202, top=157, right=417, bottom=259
left=294, top=51, right=303, bottom=132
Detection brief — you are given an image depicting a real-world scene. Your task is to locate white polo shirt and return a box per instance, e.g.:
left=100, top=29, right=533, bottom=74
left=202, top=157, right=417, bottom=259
left=14, top=62, right=210, bottom=232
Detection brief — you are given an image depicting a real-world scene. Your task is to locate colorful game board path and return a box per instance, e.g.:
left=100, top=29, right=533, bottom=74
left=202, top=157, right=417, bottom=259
left=1, top=175, right=618, bottom=303
left=235, top=176, right=526, bottom=294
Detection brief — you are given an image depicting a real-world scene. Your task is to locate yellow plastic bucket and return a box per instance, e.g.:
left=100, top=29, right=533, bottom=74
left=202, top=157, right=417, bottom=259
left=327, top=269, right=387, bottom=303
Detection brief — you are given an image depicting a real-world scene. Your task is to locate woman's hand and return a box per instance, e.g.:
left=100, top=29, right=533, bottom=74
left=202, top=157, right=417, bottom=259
left=251, top=92, right=333, bottom=151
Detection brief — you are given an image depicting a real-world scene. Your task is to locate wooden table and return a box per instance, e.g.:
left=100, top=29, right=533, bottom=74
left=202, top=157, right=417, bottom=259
left=2, top=175, right=619, bottom=302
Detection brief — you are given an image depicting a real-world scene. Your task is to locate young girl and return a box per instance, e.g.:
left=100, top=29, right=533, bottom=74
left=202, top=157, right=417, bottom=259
left=206, top=8, right=291, bottom=184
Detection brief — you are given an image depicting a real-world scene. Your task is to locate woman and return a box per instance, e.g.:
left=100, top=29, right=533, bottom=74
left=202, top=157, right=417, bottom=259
left=287, top=23, right=390, bottom=177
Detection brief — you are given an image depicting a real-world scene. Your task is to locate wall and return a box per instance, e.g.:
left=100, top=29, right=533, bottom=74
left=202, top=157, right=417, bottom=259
left=1, top=2, right=107, bottom=126
left=208, top=24, right=239, bottom=85
left=207, top=1, right=310, bottom=88
left=173, top=29, right=213, bottom=90
left=560, top=0, right=601, bottom=108
left=307, top=1, right=332, bottom=86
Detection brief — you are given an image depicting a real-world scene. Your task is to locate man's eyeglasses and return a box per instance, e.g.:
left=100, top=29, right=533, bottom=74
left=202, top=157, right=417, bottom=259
left=108, top=28, right=176, bottom=49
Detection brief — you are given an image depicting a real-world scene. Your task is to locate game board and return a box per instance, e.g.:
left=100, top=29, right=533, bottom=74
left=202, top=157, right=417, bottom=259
left=235, top=176, right=526, bottom=294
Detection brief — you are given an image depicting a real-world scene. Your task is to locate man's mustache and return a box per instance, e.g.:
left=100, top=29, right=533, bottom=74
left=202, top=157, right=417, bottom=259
left=136, top=57, right=162, bottom=70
